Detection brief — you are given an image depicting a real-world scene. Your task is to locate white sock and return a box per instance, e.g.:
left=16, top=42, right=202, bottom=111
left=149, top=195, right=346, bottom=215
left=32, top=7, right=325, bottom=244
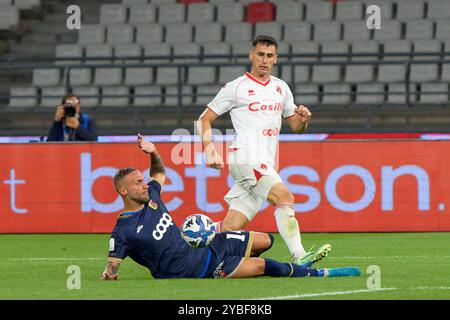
left=274, top=204, right=306, bottom=260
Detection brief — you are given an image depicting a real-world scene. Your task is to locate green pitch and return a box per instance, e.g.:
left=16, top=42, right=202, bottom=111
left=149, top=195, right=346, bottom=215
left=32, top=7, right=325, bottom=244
left=0, top=233, right=449, bottom=300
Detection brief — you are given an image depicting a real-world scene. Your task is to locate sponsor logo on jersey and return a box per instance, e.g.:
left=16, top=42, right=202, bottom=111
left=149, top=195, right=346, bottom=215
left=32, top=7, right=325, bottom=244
left=137, top=225, right=144, bottom=233
left=213, top=261, right=226, bottom=279
left=248, top=89, right=255, bottom=96
left=148, top=199, right=158, bottom=210
left=248, top=101, right=282, bottom=112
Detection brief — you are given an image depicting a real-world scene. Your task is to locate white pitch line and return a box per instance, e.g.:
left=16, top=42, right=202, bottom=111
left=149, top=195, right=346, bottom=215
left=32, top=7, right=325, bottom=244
left=253, top=288, right=397, bottom=300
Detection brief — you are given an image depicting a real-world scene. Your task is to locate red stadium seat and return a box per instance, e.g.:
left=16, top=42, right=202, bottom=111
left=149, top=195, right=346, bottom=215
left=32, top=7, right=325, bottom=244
left=179, top=0, right=207, bottom=4
left=246, top=2, right=275, bottom=24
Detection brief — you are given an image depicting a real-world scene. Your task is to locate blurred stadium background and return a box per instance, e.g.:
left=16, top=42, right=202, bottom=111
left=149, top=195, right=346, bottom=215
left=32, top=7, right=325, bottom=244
left=0, top=0, right=449, bottom=300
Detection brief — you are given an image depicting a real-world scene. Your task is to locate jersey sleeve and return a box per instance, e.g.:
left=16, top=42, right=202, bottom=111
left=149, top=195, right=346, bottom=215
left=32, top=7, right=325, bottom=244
left=207, top=83, right=236, bottom=116
left=107, top=232, right=128, bottom=263
left=148, top=179, right=162, bottom=195
left=282, top=83, right=297, bottom=119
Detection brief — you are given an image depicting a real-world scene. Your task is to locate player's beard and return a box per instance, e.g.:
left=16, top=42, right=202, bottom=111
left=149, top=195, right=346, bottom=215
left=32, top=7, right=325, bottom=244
left=128, top=193, right=150, bottom=205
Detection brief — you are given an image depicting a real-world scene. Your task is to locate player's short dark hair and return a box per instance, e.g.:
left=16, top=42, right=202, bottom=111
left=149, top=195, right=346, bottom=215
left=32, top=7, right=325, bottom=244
left=61, top=94, right=80, bottom=105
left=252, top=35, right=278, bottom=50
left=114, top=167, right=137, bottom=190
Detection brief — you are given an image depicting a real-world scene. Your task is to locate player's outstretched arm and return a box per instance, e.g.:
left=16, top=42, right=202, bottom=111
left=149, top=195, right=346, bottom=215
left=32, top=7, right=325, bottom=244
left=100, top=261, right=121, bottom=280
left=137, top=133, right=166, bottom=186
left=286, top=105, right=312, bottom=134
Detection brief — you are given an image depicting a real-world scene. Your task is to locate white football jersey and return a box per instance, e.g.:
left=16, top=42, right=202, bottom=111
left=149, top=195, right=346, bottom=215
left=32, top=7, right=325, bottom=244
left=207, top=72, right=297, bottom=166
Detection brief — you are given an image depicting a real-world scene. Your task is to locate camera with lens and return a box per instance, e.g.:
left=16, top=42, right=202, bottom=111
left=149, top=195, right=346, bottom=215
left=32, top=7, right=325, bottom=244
left=63, top=103, right=76, bottom=117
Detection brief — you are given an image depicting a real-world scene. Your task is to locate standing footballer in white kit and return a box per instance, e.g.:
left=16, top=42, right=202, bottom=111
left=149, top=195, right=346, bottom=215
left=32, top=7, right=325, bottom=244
left=197, top=35, right=331, bottom=266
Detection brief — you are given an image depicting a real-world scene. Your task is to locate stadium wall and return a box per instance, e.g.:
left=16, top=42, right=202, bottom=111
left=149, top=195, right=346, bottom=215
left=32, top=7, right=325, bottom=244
left=0, top=140, right=449, bottom=233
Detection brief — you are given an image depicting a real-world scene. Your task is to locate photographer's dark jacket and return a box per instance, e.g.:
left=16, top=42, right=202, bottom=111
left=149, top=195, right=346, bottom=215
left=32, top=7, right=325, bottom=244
left=47, top=113, right=98, bottom=142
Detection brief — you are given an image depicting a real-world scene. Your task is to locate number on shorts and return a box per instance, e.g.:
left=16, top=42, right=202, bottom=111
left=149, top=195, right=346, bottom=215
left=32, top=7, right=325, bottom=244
left=226, top=231, right=245, bottom=242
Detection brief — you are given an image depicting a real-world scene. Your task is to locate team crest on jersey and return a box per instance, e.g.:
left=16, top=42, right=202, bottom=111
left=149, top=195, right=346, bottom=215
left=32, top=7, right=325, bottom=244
left=148, top=200, right=158, bottom=210
left=248, top=89, right=255, bottom=96
left=260, top=163, right=267, bottom=170
left=276, top=86, right=282, bottom=95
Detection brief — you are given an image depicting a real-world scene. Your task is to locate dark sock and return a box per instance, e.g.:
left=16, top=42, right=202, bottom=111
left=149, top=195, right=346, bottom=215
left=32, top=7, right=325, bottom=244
left=263, top=259, right=319, bottom=277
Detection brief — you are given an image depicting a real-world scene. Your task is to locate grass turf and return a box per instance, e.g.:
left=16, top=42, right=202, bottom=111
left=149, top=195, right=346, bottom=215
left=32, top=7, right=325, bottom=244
left=0, top=233, right=449, bottom=300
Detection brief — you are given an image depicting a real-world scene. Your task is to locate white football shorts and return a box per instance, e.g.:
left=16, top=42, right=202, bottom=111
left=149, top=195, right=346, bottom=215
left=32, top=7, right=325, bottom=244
left=224, top=148, right=283, bottom=221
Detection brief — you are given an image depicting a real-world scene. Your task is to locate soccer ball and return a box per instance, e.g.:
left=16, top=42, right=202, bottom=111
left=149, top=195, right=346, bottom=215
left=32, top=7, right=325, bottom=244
left=180, top=214, right=216, bottom=248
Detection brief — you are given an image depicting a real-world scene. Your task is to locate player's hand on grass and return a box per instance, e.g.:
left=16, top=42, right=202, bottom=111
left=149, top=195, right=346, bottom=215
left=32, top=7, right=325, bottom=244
left=100, top=272, right=118, bottom=280
left=294, top=105, right=312, bottom=123
left=205, top=145, right=224, bottom=170
left=138, top=133, right=156, bottom=154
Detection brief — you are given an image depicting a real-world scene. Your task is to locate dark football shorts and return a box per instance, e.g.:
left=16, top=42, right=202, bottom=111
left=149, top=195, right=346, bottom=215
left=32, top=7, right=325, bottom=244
left=202, top=231, right=255, bottom=279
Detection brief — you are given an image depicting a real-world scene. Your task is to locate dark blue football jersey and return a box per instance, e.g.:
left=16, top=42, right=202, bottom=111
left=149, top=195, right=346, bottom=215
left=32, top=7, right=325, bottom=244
left=108, top=180, right=210, bottom=279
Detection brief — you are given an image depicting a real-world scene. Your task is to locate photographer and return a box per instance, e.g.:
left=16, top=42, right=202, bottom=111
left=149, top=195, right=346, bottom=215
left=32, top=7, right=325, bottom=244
left=47, top=94, right=98, bottom=142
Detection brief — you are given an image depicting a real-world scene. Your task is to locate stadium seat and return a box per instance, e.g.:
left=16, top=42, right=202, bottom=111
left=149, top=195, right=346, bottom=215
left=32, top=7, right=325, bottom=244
left=225, top=23, right=253, bottom=43
left=196, top=85, right=221, bottom=105
left=40, top=86, right=66, bottom=108
left=294, top=84, right=320, bottom=105
left=255, top=22, right=282, bottom=40
left=187, top=3, right=215, bottom=23
left=276, top=42, right=290, bottom=62
left=13, top=0, right=40, bottom=10
left=410, top=40, right=441, bottom=82
left=156, top=67, right=182, bottom=85
left=99, top=4, right=127, bottom=25
left=283, top=22, right=312, bottom=42
left=0, top=5, right=19, bottom=30
left=405, top=20, right=434, bottom=40
left=133, top=86, right=162, bottom=107
left=246, top=2, right=275, bottom=24
left=363, top=0, right=393, bottom=19
left=172, top=43, right=200, bottom=63
left=216, top=3, right=245, bottom=23
left=218, top=66, right=247, bottom=84
left=321, top=41, right=349, bottom=62
left=94, top=67, right=123, bottom=86
left=9, top=86, right=38, bottom=108
left=305, top=1, right=333, bottom=21
left=179, top=0, right=207, bottom=4
left=322, top=84, right=352, bottom=105
left=188, top=66, right=216, bottom=85
left=85, top=44, right=113, bottom=64
left=427, top=0, right=450, bottom=19
left=124, top=67, right=154, bottom=85
left=378, top=40, right=412, bottom=83
left=135, top=23, right=164, bottom=43
left=143, top=43, right=171, bottom=63
left=55, top=44, right=84, bottom=65
left=194, top=23, right=223, bottom=43
left=275, top=1, right=304, bottom=22
left=312, top=65, right=342, bottom=84
left=128, top=4, right=156, bottom=24
left=106, top=24, right=134, bottom=44
left=165, top=23, right=193, bottom=43
left=122, top=0, right=147, bottom=4
left=335, top=1, right=363, bottom=21
left=355, top=83, right=385, bottom=104
left=435, top=20, right=450, bottom=40
left=290, top=41, right=319, bottom=62
left=69, top=68, right=92, bottom=86
left=373, top=20, right=402, bottom=41
left=345, top=41, right=379, bottom=83
left=387, top=83, right=417, bottom=104
left=202, top=43, right=231, bottom=62
left=114, top=44, right=142, bottom=64
left=158, top=3, right=185, bottom=24
left=231, top=41, right=251, bottom=62
left=164, top=86, right=194, bottom=106
left=313, top=21, right=342, bottom=42
left=32, top=68, right=61, bottom=87
left=419, top=83, right=448, bottom=103
left=71, top=86, right=100, bottom=108
left=441, top=64, right=450, bottom=82
left=101, top=86, right=129, bottom=107
left=78, top=24, right=106, bottom=44
left=343, top=21, right=371, bottom=41
left=0, top=0, right=13, bottom=5
left=151, top=0, right=177, bottom=3
left=281, top=65, right=310, bottom=84
left=395, top=0, right=425, bottom=20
